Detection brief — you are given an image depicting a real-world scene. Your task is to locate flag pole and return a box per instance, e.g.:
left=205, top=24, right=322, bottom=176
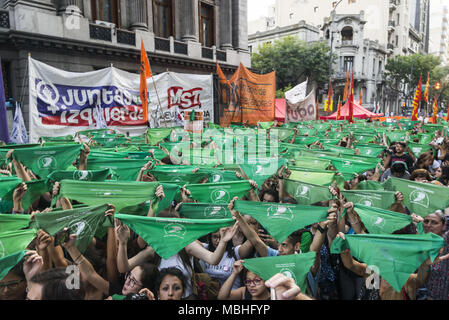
left=148, top=64, right=167, bottom=128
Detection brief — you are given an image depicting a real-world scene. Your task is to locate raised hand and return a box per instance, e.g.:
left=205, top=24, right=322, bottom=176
left=23, top=251, right=43, bottom=281
left=265, top=273, right=302, bottom=300
left=232, top=260, right=244, bottom=275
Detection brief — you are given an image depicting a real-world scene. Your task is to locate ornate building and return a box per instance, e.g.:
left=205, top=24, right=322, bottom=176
left=0, top=0, right=250, bottom=128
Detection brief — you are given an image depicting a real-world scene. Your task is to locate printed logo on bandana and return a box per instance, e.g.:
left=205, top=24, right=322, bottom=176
left=68, top=220, right=92, bottom=240
left=0, top=240, right=4, bottom=258
left=73, top=170, right=92, bottom=181
left=253, top=165, right=264, bottom=175
left=280, top=268, right=297, bottom=283
left=211, top=189, right=230, bottom=204
left=412, top=148, right=421, bottom=155
left=295, top=185, right=310, bottom=200
left=267, top=205, right=294, bottom=222
left=212, top=174, right=223, bottom=183
left=365, top=149, right=372, bottom=155
left=38, top=155, right=57, bottom=169
left=370, top=216, right=385, bottom=229
left=164, top=223, right=187, bottom=239
left=410, top=190, right=430, bottom=208
left=358, top=197, right=373, bottom=207
left=342, top=160, right=351, bottom=167
left=204, top=206, right=227, bottom=218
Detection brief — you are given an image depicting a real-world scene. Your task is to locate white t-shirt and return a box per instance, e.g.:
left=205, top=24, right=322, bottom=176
left=158, top=254, right=194, bottom=298
left=200, top=243, right=242, bottom=290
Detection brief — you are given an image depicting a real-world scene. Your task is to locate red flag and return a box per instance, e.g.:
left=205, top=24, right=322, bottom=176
left=140, top=40, right=152, bottom=123
left=432, top=96, right=438, bottom=124
left=348, top=72, right=354, bottom=123
left=423, top=72, right=430, bottom=103
left=316, top=96, right=319, bottom=120
left=343, top=70, right=349, bottom=101
left=446, top=105, right=449, bottom=122
left=411, top=75, right=422, bottom=121
left=336, top=96, right=342, bottom=120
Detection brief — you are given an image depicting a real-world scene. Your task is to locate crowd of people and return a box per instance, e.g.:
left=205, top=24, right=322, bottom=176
left=1, top=118, right=449, bottom=301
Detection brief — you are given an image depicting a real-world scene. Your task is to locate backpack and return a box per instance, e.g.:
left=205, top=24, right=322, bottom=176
left=191, top=258, right=221, bottom=300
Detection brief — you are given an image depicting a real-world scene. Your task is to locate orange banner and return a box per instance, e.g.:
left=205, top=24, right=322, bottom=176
left=217, top=63, right=276, bottom=127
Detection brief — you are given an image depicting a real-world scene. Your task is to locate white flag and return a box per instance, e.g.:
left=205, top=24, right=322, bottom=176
left=286, top=88, right=316, bottom=122
left=10, top=103, right=29, bottom=144
left=94, top=104, right=108, bottom=129
left=285, top=79, right=308, bottom=105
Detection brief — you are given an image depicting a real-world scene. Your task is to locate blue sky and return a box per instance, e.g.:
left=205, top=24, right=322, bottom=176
left=248, top=0, right=275, bottom=21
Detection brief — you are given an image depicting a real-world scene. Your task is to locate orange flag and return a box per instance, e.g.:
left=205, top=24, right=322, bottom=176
left=140, top=40, right=152, bottom=122
left=336, top=96, right=342, bottom=120
left=423, top=72, right=430, bottom=103
left=348, top=72, right=354, bottom=123
left=343, top=70, right=349, bottom=101
left=432, top=96, right=438, bottom=124
left=325, top=80, right=333, bottom=112
left=446, top=105, right=449, bottom=122
left=359, top=88, right=363, bottom=105
left=411, top=75, right=422, bottom=121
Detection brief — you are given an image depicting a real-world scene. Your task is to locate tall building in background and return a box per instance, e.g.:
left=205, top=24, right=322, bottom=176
left=0, top=0, right=250, bottom=130
left=248, top=0, right=431, bottom=115
left=428, top=0, right=449, bottom=65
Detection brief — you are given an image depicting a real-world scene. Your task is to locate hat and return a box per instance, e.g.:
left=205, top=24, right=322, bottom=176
left=391, top=161, right=408, bottom=171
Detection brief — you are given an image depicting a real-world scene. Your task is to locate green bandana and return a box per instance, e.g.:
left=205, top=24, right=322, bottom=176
left=197, top=168, right=242, bottom=183
left=284, top=179, right=335, bottom=205
left=341, top=190, right=396, bottom=210
left=0, top=214, right=31, bottom=233
left=153, top=183, right=180, bottom=214
left=270, top=128, right=295, bottom=141
left=0, top=177, right=22, bottom=199
left=355, top=144, right=385, bottom=158
left=292, top=157, right=331, bottom=170
left=330, top=233, right=444, bottom=292
left=259, top=122, right=275, bottom=130
left=150, top=165, right=205, bottom=184
left=407, top=142, right=433, bottom=158
left=243, top=252, right=316, bottom=292
left=12, top=144, right=82, bottom=179
left=321, top=144, right=355, bottom=156
left=289, top=168, right=344, bottom=187
left=351, top=204, right=413, bottom=234
left=146, top=128, right=173, bottom=146
left=178, top=203, right=232, bottom=219
left=293, top=136, right=320, bottom=146
left=324, top=157, right=376, bottom=175
left=91, top=137, right=128, bottom=147
left=187, top=181, right=253, bottom=204
left=382, top=177, right=449, bottom=217
left=239, top=158, right=287, bottom=187
left=3, top=180, right=49, bottom=211
left=357, top=180, right=385, bottom=191
left=0, top=250, right=27, bottom=281
left=417, top=133, right=434, bottom=145
left=385, top=131, right=408, bottom=143
left=0, top=229, right=37, bottom=258
left=59, top=180, right=159, bottom=211
left=47, top=169, right=111, bottom=184
left=234, top=200, right=329, bottom=243
left=31, top=204, right=110, bottom=253
left=87, top=159, right=149, bottom=181
left=115, top=214, right=234, bottom=259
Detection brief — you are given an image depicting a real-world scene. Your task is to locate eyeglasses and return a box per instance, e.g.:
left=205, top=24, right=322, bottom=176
left=244, top=278, right=263, bottom=287
left=125, top=272, right=142, bottom=288
left=0, top=279, right=25, bottom=291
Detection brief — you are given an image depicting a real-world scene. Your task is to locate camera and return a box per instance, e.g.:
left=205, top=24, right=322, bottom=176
left=124, top=293, right=149, bottom=300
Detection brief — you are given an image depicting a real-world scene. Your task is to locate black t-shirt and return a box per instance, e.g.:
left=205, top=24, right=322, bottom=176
left=388, top=153, right=414, bottom=171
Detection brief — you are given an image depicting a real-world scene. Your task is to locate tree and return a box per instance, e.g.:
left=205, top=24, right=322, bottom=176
left=251, top=36, right=337, bottom=92
left=384, top=54, right=443, bottom=101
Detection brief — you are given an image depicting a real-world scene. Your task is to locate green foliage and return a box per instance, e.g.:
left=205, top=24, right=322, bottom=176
left=251, top=36, right=336, bottom=93
left=276, top=84, right=292, bottom=98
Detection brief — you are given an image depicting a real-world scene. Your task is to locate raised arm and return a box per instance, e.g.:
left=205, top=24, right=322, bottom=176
left=336, top=232, right=369, bottom=278
left=217, top=260, right=245, bottom=300
left=229, top=197, right=268, bottom=257
left=105, top=205, right=118, bottom=283
left=78, top=143, right=90, bottom=171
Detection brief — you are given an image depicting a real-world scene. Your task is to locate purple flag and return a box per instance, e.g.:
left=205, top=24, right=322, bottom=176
left=0, top=58, right=10, bottom=144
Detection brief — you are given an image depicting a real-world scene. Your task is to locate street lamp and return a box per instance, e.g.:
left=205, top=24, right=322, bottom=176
left=328, top=0, right=343, bottom=79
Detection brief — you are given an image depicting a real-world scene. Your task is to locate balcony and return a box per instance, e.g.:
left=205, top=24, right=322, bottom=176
left=202, top=47, right=213, bottom=60
left=155, top=37, right=170, bottom=52
left=389, top=0, right=397, bottom=11
left=0, top=10, right=9, bottom=29
left=216, top=50, right=227, bottom=62
left=388, top=20, right=396, bottom=33
left=174, top=41, right=188, bottom=55
left=89, top=24, right=112, bottom=42
left=116, top=29, right=136, bottom=46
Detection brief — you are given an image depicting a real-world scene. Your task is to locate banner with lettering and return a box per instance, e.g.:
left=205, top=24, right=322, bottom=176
left=28, top=57, right=214, bottom=142
left=217, top=63, right=276, bottom=127
left=286, top=89, right=316, bottom=122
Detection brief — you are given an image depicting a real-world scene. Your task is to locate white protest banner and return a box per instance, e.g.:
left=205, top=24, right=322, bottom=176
left=28, top=57, right=214, bottom=142
left=285, top=79, right=308, bottom=105
left=286, top=89, right=316, bottom=122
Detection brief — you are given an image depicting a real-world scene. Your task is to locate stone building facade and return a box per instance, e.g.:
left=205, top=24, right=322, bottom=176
left=0, top=0, right=250, bottom=129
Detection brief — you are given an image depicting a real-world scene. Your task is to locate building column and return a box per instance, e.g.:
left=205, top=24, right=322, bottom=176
left=129, top=0, right=148, bottom=31
left=56, top=0, right=83, bottom=16
left=232, top=0, right=248, bottom=52
left=3, top=0, right=56, bottom=12
left=176, top=0, right=198, bottom=42
left=219, top=0, right=232, bottom=50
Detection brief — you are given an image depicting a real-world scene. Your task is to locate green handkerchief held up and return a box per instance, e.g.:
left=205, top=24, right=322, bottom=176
left=330, top=233, right=444, bottom=292
left=115, top=214, right=234, bottom=259
left=12, top=144, right=83, bottom=179
left=186, top=181, right=253, bottom=204
left=179, top=203, right=232, bottom=219
left=243, top=252, right=316, bottom=293
left=0, top=214, right=32, bottom=233
left=283, top=179, right=335, bottom=205
left=341, top=190, right=396, bottom=210
left=234, top=200, right=329, bottom=243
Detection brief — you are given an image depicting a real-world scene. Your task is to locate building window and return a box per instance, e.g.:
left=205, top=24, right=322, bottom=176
left=153, top=0, right=174, bottom=38
left=341, top=26, right=353, bottom=43
left=373, top=58, right=376, bottom=76
left=344, top=56, right=354, bottom=73
left=249, top=45, right=252, bottom=53
left=91, top=0, right=120, bottom=26
left=1, top=60, right=11, bottom=100
left=362, top=57, right=365, bottom=75
left=199, top=2, right=215, bottom=47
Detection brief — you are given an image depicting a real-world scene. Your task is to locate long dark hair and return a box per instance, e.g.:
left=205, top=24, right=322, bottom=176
left=206, top=232, right=237, bottom=260
left=438, top=166, right=449, bottom=186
